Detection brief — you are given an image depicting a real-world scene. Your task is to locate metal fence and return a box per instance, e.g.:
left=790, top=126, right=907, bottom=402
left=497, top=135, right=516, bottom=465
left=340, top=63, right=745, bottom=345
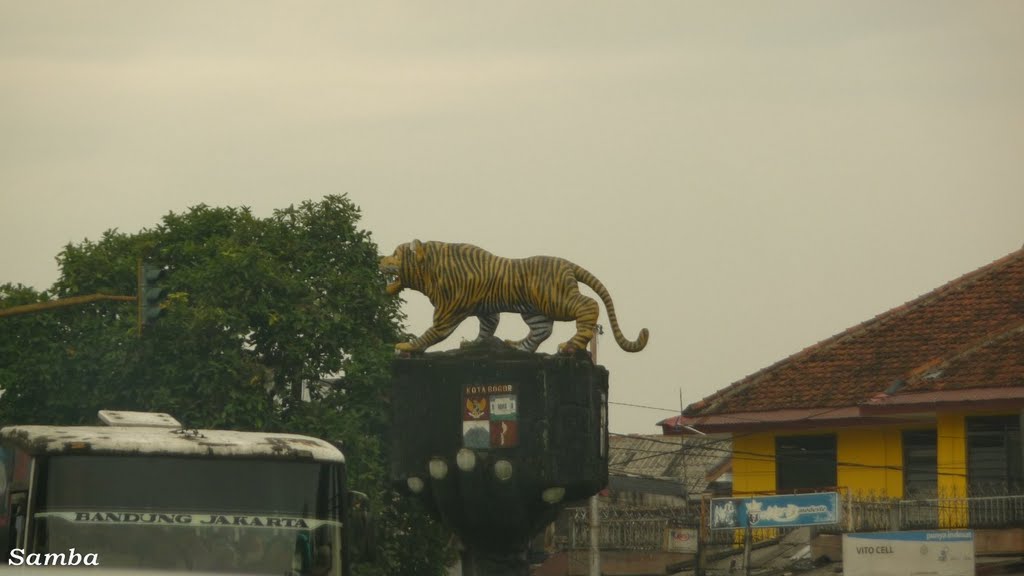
left=553, top=491, right=1024, bottom=576
left=567, top=503, right=795, bottom=551
left=568, top=505, right=696, bottom=550
left=566, top=487, right=1024, bottom=553
left=844, top=486, right=1024, bottom=532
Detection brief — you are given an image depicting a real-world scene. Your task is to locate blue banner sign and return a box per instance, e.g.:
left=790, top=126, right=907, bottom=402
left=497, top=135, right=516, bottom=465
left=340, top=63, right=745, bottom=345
left=710, top=492, right=840, bottom=530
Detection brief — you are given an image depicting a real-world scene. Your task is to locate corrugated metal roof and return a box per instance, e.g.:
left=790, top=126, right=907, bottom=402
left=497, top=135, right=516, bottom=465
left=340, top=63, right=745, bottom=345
left=608, top=434, right=730, bottom=496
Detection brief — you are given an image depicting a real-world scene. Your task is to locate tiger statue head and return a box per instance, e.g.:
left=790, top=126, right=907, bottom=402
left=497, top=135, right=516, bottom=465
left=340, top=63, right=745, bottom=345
left=379, top=239, right=427, bottom=297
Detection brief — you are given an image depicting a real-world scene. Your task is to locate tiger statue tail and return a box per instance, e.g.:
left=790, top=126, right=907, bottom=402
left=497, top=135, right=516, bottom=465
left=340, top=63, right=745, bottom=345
left=572, top=264, right=650, bottom=352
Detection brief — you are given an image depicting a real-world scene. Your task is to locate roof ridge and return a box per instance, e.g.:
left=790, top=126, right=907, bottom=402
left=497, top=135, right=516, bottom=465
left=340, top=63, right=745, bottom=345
left=686, top=246, right=1024, bottom=416
left=901, top=320, right=1024, bottom=388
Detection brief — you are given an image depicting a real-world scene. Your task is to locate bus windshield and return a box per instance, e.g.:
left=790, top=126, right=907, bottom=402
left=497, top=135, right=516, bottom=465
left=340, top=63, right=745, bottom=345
left=30, top=455, right=343, bottom=574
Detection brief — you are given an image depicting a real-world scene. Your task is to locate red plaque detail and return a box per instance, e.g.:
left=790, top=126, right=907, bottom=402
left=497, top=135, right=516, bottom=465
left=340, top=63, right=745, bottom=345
left=490, top=421, right=519, bottom=448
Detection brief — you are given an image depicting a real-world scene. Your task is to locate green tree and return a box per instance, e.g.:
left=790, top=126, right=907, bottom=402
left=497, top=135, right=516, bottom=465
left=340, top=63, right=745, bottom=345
left=0, top=195, right=452, bottom=575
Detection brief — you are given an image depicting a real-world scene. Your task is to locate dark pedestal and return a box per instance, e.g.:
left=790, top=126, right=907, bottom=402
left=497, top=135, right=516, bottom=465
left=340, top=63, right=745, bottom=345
left=390, top=340, right=609, bottom=576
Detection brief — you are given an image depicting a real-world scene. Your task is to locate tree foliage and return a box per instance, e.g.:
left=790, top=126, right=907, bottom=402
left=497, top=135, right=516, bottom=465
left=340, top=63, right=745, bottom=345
left=0, top=195, right=452, bottom=575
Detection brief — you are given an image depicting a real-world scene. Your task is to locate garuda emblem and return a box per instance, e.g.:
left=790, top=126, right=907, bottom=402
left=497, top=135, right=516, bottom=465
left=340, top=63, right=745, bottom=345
left=465, top=397, right=487, bottom=420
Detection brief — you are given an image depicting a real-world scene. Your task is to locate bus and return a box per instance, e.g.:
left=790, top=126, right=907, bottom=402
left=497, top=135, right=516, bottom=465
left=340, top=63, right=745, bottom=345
left=0, top=410, right=367, bottom=575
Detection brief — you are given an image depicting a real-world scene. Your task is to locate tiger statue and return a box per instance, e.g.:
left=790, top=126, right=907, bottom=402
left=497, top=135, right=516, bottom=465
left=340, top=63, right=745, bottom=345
left=379, top=240, right=649, bottom=355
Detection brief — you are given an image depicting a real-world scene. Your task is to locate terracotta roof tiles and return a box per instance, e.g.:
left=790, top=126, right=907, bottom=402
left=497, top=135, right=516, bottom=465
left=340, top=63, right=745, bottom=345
left=681, top=247, right=1024, bottom=418
left=899, top=323, right=1024, bottom=393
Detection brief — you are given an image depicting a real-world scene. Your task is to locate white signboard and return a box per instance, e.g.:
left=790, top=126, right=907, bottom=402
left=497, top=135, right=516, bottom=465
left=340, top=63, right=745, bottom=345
left=490, top=394, right=516, bottom=416
left=665, top=527, right=698, bottom=553
left=843, top=530, right=974, bottom=576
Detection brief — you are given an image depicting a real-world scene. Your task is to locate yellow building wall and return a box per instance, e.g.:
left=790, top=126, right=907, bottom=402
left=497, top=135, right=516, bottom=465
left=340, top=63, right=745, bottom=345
left=936, top=412, right=968, bottom=527
left=732, top=433, right=775, bottom=496
left=731, top=425, right=923, bottom=497
left=837, top=426, right=904, bottom=497
left=730, top=433, right=777, bottom=544
left=936, top=413, right=967, bottom=496
left=725, top=413, right=993, bottom=530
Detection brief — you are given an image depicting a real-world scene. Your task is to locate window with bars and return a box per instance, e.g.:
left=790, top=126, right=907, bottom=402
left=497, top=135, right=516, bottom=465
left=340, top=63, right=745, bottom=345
left=902, top=429, right=938, bottom=498
left=775, top=434, right=836, bottom=492
left=967, top=415, right=1023, bottom=494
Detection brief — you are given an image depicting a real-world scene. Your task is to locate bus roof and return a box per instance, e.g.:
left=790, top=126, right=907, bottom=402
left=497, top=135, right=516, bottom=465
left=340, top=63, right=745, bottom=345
left=0, top=425, right=345, bottom=463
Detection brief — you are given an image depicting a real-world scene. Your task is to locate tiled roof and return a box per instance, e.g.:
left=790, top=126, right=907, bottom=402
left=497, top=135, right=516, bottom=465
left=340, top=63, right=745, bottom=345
left=899, top=322, right=1024, bottom=393
left=677, top=246, right=1024, bottom=419
left=608, top=434, right=730, bottom=496
left=861, top=387, right=1024, bottom=412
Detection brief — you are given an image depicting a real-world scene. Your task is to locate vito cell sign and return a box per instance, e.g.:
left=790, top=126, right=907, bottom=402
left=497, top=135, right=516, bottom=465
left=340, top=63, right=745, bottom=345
left=843, top=530, right=974, bottom=576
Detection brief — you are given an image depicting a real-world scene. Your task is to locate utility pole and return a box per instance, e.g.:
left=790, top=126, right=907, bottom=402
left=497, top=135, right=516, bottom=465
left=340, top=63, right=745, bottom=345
left=696, top=493, right=709, bottom=576
left=744, top=502, right=753, bottom=576
left=680, top=389, right=688, bottom=501
left=588, top=324, right=604, bottom=576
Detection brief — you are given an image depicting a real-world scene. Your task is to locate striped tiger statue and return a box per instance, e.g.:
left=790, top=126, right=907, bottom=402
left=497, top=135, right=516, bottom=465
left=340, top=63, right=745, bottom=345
left=379, top=240, right=649, bottom=355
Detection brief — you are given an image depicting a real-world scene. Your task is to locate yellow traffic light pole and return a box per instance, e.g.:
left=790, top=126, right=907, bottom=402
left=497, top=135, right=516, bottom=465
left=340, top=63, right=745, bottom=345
left=1, top=259, right=162, bottom=338
left=0, top=293, right=137, bottom=318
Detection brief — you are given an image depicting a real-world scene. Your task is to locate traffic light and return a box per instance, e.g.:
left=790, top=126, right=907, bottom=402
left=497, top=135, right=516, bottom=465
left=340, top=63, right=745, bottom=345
left=138, top=263, right=168, bottom=328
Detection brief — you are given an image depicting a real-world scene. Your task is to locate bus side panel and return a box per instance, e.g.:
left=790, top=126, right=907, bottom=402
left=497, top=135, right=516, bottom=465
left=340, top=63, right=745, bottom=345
left=0, top=447, right=30, bottom=560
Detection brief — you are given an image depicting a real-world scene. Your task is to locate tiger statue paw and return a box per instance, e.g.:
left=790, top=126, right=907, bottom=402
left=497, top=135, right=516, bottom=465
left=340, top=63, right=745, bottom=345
left=395, top=342, right=416, bottom=353
left=557, top=342, right=579, bottom=355
left=503, top=339, right=527, bottom=352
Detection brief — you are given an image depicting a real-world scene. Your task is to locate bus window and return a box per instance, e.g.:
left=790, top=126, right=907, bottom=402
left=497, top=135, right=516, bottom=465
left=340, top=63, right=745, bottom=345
left=29, top=455, right=344, bottom=574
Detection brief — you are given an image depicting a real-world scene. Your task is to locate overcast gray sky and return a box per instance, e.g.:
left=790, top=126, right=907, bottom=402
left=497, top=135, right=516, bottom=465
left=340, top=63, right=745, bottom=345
left=2, top=2, right=1022, bottom=433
